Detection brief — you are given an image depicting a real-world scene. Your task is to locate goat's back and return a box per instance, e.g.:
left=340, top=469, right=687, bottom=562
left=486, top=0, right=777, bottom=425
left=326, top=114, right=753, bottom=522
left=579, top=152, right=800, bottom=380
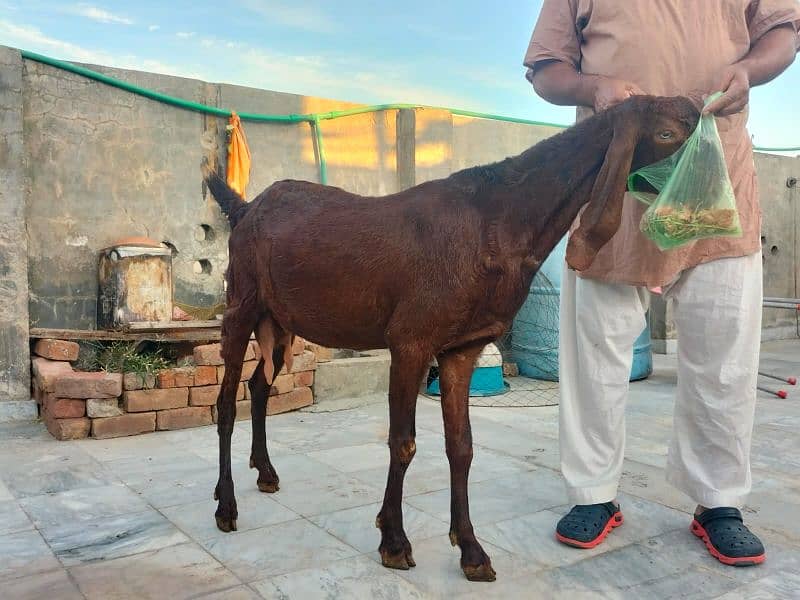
left=228, top=179, right=488, bottom=349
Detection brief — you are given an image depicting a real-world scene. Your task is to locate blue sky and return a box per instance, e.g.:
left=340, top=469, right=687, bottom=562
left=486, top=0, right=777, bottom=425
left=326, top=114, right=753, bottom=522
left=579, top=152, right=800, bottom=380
left=1, top=1, right=798, bottom=151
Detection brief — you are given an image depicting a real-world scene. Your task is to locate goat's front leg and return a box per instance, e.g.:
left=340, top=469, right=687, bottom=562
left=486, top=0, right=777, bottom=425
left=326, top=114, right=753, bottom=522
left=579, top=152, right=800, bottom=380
left=438, top=346, right=496, bottom=582
left=214, top=325, right=254, bottom=533
left=377, top=349, right=429, bottom=571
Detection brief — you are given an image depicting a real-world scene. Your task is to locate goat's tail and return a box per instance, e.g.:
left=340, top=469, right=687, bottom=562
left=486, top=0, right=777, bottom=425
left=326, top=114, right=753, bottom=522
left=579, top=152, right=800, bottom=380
left=202, top=162, right=249, bottom=228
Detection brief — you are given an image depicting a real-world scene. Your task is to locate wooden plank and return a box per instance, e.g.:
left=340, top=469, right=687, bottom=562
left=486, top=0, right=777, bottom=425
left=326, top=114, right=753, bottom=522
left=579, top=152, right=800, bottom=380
left=29, top=327, right=221, bottom=342
left=126, top=320, right=221, bottom=331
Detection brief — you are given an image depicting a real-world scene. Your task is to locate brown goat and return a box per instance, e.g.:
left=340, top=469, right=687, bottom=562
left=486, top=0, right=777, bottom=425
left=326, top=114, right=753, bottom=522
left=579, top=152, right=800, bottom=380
left=203, top=95, right=699, bottom=582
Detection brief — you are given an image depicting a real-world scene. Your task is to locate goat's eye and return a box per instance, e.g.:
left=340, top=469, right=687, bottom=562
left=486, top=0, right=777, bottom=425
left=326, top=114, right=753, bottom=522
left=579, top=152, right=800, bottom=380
left=658, top=131, right=674, bottom=140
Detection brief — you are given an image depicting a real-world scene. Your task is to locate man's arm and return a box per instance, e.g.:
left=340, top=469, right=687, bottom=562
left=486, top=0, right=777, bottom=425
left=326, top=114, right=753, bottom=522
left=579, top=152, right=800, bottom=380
left=530, top=60, right=644, bottom=112
left=704, top=23, right=798, bottom=115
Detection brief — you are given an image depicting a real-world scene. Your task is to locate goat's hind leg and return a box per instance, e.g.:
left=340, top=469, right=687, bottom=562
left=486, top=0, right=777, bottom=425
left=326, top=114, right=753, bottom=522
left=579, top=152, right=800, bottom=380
left=214, top=308, right=258, bottom=533
left=438, top=345, right=496, bottom=582
left=377, top=349, right=429, bottom=571
left=248, top=352, right=284, bottom=493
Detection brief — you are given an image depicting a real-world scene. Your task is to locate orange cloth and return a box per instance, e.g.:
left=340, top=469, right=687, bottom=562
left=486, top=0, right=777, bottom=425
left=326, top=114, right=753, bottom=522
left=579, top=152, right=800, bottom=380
left=226, top=112, right=251, bottom=198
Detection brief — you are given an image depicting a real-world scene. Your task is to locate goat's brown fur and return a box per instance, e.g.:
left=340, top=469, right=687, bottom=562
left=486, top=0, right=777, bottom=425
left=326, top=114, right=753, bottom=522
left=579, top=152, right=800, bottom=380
left=205, top=95, right=699, bottom=582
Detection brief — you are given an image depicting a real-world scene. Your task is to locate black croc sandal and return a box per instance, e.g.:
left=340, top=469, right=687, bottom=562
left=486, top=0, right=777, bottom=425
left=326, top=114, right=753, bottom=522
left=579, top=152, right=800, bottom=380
left=556, top=502, right=623, bottom=548
left=691, top=507, right=765, bottom=566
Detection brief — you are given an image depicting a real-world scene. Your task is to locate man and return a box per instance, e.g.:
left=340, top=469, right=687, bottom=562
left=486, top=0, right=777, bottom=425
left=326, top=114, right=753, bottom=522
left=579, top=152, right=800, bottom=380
left=524, top=0, right=799, bottom=565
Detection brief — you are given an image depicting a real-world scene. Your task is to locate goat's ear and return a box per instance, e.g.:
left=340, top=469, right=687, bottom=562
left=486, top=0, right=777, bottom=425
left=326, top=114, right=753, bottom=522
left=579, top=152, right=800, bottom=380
left=566, top=117, right=638, bottom=271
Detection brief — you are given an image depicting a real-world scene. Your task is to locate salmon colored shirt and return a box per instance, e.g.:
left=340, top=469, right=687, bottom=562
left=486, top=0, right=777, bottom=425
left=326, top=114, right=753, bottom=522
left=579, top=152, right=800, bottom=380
left=524, top=0, right=800, bottom=288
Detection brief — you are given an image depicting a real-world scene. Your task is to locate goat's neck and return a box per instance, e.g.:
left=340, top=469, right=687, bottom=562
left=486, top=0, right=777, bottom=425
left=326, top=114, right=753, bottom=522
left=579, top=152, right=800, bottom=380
left=505, top=115, right=614, bottom=263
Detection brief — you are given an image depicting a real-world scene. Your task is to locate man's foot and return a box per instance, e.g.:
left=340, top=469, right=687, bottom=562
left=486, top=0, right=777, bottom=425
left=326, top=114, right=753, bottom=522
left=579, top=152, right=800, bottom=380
left=691, top=507, right=765, bottom=566
left=555, top=502, right=623, bottom=548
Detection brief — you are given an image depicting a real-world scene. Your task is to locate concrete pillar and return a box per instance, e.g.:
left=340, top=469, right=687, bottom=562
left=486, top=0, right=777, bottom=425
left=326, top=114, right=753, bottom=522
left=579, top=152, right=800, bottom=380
left=0, top=47, right=35, bottom=421
left=396, top=109, right=416, bottom=191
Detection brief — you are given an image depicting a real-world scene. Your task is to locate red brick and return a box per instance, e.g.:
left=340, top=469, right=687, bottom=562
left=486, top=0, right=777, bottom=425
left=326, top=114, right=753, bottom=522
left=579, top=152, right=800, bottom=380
left=189, top=385, right=220, bottom=407
left=86, top=398, right=123, bottom=418
left=92, top=412, right=156, bottom=439
left=157, top=407, right=212, bottom=430
left=123, top=372, right=156, bottom=390
left=32, top=357, right=74, bottom=392
left=43, top=397, right=85, bottom=419
left=44, top=415, right=90, bottom=440
left=33, top=339, right=79, bottom=362
left=244, top=343, right=256, bottom=361
left=212, top=400, right=251, bottom=423
left=293, top=371, right=314, bottom=387
left=267, top=387, right=313, bottom=415
left=269, top=373, right=294, bottom=396
left=54, top=371, right=122, bottom=399
left=292, top=336, right=305, bottom=355
left=157, top=367, right=194, bottom=388
left=249, top=340, right=261, bottom=360
left=193, top=366, right=217, bottom=386
left=290, top=351, right=317, bottom=374
left=305, top=342, right=334, bottom=363
left=123, top=388, right=188, bottom=412
left=193, top=343, right=223, bottom=365
left=240, top=360, right=258, bottom=381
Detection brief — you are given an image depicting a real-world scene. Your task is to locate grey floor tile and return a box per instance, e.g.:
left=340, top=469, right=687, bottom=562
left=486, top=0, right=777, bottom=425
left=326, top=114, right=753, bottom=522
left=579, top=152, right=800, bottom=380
left=42, top=508, right=189, bottom=566
left=20, top=482, right=149, bottom=529
left=124, top=464, right=219, bottom=509
left=0, top=479, right=13, bottom=501
left=253, top=554, right=426, bottom=599
left=2, top=456, right=118, bottom=499
left=202, top=518, right=360, bottom=582
left=195, top=584, right=263, bottom=599
left=0, top=500, right=34, bottom=536
left=3, top=568, right=84, bottom=600
left=69, top=541, right=239, bottom=599
left=713, top=570, right=800, bottom=600
left=309, top=501, right=448, bottom=554
left=0, top=529, right=61, bottom=582
left=406, top=468, right=566, bottom=526
left=269, top=470, right=384, bottom=517
left=162, top=491, right=299, bottom=542
left=379, top=535, right=544, bottom=598
left=477, top=509, right=623, bottom=569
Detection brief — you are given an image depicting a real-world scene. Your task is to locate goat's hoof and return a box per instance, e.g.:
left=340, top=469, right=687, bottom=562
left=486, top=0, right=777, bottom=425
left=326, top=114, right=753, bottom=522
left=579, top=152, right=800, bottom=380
left=462, top=561, right=496, bottom=582
left=449, top=531, right=458, bottom=547
left=215, top=516, right=237, bottom=533
left=380, top=548, right=415, bottom=570
left=257, top=480, right=279, bottom=493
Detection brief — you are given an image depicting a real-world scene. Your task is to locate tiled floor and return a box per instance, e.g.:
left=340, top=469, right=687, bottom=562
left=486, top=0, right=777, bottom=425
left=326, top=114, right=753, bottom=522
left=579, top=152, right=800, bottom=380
left=1, top=340, right=799, bottom=599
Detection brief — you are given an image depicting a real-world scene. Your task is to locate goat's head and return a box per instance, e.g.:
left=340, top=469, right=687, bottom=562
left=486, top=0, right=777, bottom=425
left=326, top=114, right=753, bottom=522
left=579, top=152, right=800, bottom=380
left=566, top=95, right=700, bottom=271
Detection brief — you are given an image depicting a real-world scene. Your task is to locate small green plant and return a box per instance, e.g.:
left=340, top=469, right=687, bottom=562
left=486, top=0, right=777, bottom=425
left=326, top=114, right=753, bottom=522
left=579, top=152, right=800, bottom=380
left=75, top=341, right=173, bottom=376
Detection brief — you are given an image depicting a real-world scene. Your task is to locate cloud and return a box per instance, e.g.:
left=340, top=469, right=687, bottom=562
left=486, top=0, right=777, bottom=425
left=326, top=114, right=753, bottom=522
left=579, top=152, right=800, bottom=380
left=148, top=24, right=159, bottom=32
left=176, top=31, right=195, bottom=38
left=0, top=19, right=198, bottom=78
left=70, top=4, right=133, bottom=25
left=238, top=0, right=339, bottom=33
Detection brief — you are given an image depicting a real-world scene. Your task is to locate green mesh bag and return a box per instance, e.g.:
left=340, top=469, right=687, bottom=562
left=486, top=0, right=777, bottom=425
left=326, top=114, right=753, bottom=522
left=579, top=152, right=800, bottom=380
left=627, top=92, right=742, bottom=250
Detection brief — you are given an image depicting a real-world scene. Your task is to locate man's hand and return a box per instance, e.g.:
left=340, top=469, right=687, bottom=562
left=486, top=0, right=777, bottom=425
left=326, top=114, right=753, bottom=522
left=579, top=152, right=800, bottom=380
left=591, top=77, right=645, bottom=112
left=703, top=64, right=750, bottom=116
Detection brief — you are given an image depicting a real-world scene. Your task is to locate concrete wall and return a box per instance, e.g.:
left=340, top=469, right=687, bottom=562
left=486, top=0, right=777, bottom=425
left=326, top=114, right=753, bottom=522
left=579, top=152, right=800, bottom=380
left=1, top=44, right=799, bottom=412
left=0, top=47, right=34, bottom=418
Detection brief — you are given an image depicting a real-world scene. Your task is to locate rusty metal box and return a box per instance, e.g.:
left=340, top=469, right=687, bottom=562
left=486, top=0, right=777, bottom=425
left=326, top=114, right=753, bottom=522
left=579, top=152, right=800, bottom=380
left=97, top=243, right=173, bottom=328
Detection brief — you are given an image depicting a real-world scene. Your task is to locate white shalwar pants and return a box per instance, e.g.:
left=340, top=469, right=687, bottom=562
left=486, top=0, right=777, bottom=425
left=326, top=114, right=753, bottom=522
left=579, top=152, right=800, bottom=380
left=558, top=252, right=762, bottom=509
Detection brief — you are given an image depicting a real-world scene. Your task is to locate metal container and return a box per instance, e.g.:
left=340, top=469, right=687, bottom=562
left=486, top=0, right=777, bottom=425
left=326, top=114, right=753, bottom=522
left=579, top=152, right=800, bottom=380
left=97, top=243, right=173, bottom=328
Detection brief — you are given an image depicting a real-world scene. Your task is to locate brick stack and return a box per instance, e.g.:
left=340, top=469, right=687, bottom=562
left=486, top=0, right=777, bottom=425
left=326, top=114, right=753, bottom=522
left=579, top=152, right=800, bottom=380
left=30, top=337, right=319, bottom=441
